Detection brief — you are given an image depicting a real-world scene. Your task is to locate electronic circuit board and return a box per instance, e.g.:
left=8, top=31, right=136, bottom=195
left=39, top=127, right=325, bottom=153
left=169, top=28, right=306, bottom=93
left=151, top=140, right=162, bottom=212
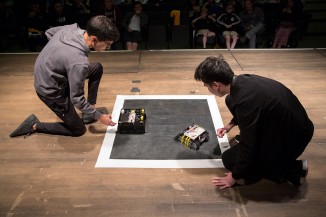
left=174, top=124, right=210, bottom=150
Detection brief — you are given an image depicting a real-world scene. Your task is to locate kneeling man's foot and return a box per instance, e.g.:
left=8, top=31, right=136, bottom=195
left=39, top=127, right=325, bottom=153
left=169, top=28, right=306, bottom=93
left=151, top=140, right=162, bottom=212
left=10, top=114, right=39, bottom=137
left=287, top=159, right=308, bottom=186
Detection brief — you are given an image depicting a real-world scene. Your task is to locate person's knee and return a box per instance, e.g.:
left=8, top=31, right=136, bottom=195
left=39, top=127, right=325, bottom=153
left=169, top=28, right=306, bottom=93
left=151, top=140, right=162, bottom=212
left=93, top=62, right=103, bottom=74
left=71, top=126, right=86, bottom=137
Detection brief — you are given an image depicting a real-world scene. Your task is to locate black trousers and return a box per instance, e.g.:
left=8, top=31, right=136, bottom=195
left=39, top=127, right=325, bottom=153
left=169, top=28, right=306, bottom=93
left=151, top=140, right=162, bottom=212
left=222, top=120, right=314, bottom=185
left=35, top=63, right=103, bottom=136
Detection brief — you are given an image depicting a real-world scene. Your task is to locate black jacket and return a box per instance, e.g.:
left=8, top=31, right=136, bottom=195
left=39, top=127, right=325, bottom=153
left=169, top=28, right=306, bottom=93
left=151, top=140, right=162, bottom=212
left=226, top=74, right=314, bottom=179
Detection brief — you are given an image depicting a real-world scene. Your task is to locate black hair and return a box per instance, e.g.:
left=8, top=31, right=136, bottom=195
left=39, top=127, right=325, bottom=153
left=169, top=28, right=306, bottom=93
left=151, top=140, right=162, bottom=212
left=134, top=1, right=142, bottom=7
left=86, top=15, right=120, bottom=42
left=194, top=56, right=234, bottom=85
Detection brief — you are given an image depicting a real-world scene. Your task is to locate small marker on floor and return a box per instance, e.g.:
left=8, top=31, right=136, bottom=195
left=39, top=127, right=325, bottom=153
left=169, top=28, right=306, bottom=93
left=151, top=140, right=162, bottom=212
left=130, top=87, right=140, bottom=92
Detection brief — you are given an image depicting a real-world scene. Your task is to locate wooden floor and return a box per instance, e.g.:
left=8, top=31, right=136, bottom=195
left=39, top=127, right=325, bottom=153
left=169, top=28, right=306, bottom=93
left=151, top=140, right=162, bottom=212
left=0, top=49, right=325, bottom=217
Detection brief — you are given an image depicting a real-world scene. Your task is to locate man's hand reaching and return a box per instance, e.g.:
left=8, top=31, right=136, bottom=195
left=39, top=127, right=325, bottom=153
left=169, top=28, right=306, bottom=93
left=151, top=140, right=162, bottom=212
left=99, top=114, right=116, bottom=126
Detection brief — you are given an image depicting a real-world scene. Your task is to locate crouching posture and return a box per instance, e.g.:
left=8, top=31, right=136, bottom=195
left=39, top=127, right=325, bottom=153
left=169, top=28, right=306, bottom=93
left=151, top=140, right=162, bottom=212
left=10, top=15, right=120, bottom=137
left=194, top=56, right=314, bottom=188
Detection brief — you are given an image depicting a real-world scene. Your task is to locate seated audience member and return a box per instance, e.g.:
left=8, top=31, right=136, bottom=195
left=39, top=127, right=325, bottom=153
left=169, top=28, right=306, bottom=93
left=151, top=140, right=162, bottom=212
left=216, top=2, right=241, bottom=49
left=121, top=1, right=148, bottom=50
left=49, top=0, right=74, bottom=27
left=25, top=1, right=49, bottom=52
left=98, top=0, right=122, bottom=27
left=97, top=0, right=123, bottom=49
left=239, top=0, right=265, bottom=48
left=272, top=0, right=302, bottom=48
left=192, top=7, right=216, bottom=48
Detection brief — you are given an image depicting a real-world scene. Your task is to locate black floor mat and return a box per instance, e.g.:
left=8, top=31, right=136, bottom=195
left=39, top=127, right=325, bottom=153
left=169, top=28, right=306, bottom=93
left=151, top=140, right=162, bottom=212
left=110, top=99, right=221, bottom=160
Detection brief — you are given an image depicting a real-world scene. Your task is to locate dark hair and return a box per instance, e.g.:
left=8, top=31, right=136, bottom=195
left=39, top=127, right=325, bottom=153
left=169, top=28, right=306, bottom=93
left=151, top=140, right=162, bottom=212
left=134, top=1, right=142, bottom=7
left=225, top=1, right=234, bottom=8
left=194, top=56, right=234, bottom=85
left=86, top=15, right=120, bottom=42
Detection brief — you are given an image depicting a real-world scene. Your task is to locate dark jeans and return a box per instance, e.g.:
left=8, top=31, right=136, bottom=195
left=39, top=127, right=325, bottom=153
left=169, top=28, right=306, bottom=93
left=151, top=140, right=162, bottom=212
left=35, top=63, right=103, bottom=136
left=222, top=120, right=314, bottom=185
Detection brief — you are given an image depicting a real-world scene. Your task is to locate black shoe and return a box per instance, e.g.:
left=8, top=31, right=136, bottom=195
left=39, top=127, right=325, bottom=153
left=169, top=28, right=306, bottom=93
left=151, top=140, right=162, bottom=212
left=287, top=159, right=308, bottom=186
left=10, top=114, right=39, bottom=137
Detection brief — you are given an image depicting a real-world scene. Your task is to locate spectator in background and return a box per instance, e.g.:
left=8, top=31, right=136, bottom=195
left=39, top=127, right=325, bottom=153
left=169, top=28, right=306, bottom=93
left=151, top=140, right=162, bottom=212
left=25, top=0, right=49, bottom=52
left=121, top=1, right=148, bottom=50
left=272, top=0, right=303, bottom=48
left=138, top=0, right=148, bottom=4
left=98, top=0, right=122, bottom=27
left=192, top=7, right=216, bottom=48
left=239, top=0, right=265, bottom=48
left=70, top=0, right=90, bottom=28
left=216, top=1, right=241, bottom=49
left=97, top=0, right=123, bottom=49
left=65, top=0, right=73, bottom=6
left=49, top=0, right=74, bottom=27
left=113, top=0, right=125, bottom=4
left=203, top=0, right=224, bottom=19
left=187, top=0, right=201, bottom=21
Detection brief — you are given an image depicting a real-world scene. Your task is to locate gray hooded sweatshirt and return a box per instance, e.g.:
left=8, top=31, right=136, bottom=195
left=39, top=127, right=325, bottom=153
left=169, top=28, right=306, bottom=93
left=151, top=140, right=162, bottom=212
left=34, top=24, right=101, bottom=120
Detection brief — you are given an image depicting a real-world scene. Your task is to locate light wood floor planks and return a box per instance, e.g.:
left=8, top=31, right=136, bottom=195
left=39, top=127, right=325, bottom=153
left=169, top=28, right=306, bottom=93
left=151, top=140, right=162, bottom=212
left=0, top=49, right=325, bottom=217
